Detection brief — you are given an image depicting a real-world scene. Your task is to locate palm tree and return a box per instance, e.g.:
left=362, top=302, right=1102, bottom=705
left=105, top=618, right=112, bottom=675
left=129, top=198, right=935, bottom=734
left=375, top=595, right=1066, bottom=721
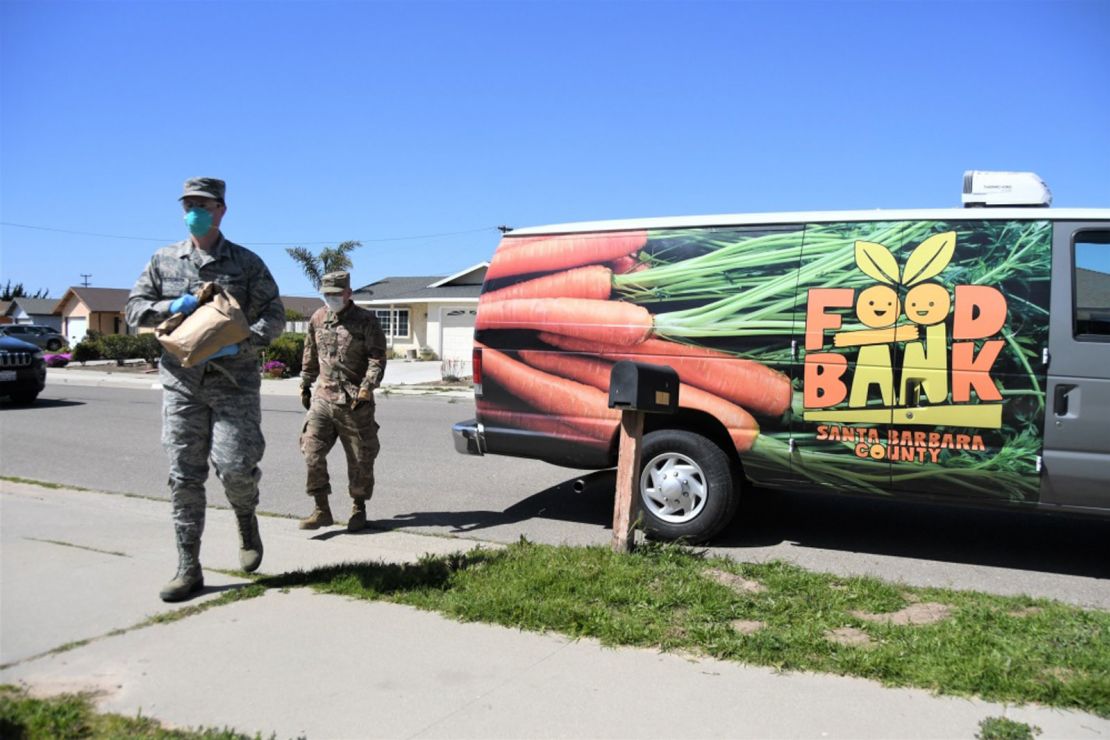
left=286, top=241, right=362, bottom=291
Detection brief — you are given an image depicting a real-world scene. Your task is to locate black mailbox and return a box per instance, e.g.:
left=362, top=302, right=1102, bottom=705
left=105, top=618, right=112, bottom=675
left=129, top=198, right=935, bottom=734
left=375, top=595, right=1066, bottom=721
left=608, top=361, right=679, bottom=414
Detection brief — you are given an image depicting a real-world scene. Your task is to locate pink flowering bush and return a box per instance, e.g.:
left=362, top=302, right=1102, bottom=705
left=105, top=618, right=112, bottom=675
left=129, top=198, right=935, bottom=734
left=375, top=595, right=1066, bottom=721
left=44, top=353, right=71, bottom=368
left=263, top=360, right=287, bottom=379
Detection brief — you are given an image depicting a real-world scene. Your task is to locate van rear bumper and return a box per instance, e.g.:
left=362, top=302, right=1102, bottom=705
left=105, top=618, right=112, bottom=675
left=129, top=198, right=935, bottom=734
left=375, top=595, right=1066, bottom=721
left=452, top=419, right=484, bottom=456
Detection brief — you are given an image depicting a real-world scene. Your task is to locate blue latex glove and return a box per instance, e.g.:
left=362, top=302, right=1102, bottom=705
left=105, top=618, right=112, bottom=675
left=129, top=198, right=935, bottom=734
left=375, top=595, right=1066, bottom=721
left=170, top=294, right=199, bottom=315
left=206, top=343, right=240, bottom=362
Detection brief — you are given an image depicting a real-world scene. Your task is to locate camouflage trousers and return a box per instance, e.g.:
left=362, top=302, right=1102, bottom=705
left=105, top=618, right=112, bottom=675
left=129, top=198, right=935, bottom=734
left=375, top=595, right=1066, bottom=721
left=300, top=397, right=380, bottom=501
left=161, top=365, right=264, bottom=547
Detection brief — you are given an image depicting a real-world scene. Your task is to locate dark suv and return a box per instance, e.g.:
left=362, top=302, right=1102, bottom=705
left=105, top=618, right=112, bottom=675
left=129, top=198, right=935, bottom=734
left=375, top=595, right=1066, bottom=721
left=0, top=324, right=67, bottom=351
left=0, top=335, right=47, bottom=405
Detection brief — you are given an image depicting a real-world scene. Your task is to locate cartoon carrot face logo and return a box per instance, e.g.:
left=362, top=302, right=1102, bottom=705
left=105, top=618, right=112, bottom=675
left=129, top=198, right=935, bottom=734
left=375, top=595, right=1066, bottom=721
left=853, top=240, right=902, bottom=328
left=833, top=231, right=956, bottom=347
left=901, top=231, right=956, bottom=325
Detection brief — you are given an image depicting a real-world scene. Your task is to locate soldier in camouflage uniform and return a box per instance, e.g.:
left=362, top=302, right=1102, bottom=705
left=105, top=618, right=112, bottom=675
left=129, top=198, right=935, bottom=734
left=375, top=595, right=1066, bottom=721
left=126, top=177, right=285, bottom=602
left=298, top=271, right=387, bottom=532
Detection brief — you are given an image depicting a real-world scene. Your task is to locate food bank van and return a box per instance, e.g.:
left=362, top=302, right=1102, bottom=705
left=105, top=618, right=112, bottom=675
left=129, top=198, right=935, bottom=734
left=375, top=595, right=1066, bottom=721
left=453, top=172, right=1110, bottom=543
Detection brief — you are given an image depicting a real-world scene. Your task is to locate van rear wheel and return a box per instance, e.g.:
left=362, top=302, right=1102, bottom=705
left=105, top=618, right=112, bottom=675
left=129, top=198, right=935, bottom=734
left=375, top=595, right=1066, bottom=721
left=637, top=429, right=739, bottom=544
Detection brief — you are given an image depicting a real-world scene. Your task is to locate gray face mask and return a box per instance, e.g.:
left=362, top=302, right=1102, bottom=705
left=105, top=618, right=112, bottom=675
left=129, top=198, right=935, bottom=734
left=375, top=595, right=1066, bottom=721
left=323, top=296, right=346, bottom=313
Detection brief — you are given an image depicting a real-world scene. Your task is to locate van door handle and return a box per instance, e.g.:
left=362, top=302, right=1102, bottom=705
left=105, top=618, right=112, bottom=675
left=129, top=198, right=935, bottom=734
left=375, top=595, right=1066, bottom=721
left=1054, top=384, right=1076, bottom=417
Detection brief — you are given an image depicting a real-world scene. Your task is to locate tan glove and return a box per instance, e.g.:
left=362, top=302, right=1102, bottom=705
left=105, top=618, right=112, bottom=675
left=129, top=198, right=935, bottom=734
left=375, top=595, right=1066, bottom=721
left=351, top=387, right=372, bottom=410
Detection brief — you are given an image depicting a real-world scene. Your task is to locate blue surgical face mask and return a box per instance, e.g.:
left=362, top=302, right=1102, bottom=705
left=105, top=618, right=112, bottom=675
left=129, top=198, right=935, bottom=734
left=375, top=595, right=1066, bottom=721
left=184, top=208, right=214, bottom=237
left=323, top=295, right=347, bottom=313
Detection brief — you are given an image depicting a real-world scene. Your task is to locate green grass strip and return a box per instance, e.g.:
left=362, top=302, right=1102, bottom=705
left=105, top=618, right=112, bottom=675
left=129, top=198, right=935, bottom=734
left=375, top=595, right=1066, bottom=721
left=0, top=684, right=281, bottom=739
left=0, top=476, right=96, bottom=492
left=977, top=716, right=1042, bottom=740
left=23, top=538, right=129, bottom=558
left=261, top=540, right=1109, bottom=717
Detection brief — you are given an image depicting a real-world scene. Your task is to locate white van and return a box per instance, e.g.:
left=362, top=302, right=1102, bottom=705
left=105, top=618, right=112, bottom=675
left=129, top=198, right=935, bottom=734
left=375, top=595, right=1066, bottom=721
left=454, top=172, right=1110, bottom=542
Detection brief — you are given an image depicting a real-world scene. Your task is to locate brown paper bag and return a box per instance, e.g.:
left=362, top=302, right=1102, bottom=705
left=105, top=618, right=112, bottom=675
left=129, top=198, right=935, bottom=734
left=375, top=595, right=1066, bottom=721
left=155, top=282, right=251, bottom=367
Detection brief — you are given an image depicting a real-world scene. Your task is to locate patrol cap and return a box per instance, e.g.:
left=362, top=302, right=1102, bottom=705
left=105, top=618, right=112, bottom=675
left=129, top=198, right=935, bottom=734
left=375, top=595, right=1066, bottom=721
left=179, top=177, right=226, bottom=203
left=321, top=271, right=350, bottom=294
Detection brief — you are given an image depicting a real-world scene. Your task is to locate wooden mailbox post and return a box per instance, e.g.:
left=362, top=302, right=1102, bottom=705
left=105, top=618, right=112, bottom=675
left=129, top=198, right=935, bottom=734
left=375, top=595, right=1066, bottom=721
left=607, top=361, right=679, bottom=553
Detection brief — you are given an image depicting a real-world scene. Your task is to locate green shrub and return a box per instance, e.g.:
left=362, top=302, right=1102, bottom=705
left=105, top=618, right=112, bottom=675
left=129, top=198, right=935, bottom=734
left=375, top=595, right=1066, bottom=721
left=135, top=333, right=163, bottom=365
left=71, top=338, right=101, bottom=364
left=100, top=334, right=139, bottom=366
left=265, top=332, right=305, bottom=375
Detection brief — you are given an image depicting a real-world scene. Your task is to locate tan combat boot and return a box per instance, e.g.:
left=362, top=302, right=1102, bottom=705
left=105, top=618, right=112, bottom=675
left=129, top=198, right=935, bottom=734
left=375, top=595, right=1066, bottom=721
left=299, top=494, right=334, bottom=530
left=160, top=540, right=203, bottom=602
left=236, top=511, right=263, bottom=572
left=347, top=499, right=368, bottom=532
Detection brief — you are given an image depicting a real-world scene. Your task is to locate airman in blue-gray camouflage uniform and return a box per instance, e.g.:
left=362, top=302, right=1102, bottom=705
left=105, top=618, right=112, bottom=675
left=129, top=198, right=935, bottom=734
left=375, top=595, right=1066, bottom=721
left=126, top=177, right=285, bottom=602
left=298, top=270, right=387, bottom=532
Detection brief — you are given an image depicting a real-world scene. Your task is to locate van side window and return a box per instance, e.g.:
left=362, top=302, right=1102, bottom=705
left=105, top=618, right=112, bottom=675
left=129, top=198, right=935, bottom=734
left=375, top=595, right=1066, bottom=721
left=1074, top=230, right=1110, bottom=339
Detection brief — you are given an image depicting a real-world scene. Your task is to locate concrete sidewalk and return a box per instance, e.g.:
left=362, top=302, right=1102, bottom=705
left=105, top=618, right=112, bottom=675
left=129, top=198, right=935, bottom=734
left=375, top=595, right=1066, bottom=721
left=1, top=480, right=1106, bottom=739
left=44, top=360, right=460, bottom=397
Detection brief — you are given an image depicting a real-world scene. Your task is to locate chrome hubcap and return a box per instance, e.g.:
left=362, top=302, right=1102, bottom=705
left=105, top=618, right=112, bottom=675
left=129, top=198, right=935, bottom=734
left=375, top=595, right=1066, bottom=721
left=640, top=452, right=707, bottom=524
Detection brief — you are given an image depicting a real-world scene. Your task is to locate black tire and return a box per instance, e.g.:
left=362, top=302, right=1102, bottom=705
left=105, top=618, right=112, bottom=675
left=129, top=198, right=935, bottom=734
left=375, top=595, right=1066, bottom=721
left=9, top=391, right=39, bottom=406
left=46, top=339, right=63, bottom=351
left=637, top=429, right=739, bottom=544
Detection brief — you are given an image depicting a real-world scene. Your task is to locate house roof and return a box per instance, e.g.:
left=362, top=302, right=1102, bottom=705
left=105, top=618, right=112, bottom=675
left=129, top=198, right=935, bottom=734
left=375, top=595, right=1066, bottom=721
left=1077, top=268, right=1110, bottom=308
left=55, top=287, right=131, bottom=314
left=282, top=295, right=323, bottom=318
left=428, top=263, right=488, bottom=288
left=5, top=297, right=60, bottom=316
left=353, top=263, right=487, bottom=305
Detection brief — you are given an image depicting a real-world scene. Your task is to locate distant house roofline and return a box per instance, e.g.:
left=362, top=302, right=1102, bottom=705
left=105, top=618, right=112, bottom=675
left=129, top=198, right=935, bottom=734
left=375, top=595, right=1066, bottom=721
left=427, top=262, right=489, bottom=288
left=4, top=297, right=61, bottom=316
left=356, top=296, right=479, bottom=306
left=352, top=264, right=486, bottom=304
left=53, top=287, right=130, bottom=314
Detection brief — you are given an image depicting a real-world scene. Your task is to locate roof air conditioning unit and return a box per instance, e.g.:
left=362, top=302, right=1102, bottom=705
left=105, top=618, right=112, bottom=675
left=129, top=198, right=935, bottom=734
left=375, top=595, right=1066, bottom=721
left=962, top=170, right=1051, bottom=208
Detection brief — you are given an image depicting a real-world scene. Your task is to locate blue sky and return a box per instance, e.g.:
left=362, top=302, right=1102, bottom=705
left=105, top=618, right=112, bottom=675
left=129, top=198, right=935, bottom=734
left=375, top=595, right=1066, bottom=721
left=1, top=0, right=1107, bottom=299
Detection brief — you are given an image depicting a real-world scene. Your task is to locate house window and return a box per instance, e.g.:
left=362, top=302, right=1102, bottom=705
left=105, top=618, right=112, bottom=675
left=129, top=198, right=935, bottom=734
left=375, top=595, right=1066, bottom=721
left=374, top=309, right=410, bottom=338
left=1074, top=231, right=1110, bottom=340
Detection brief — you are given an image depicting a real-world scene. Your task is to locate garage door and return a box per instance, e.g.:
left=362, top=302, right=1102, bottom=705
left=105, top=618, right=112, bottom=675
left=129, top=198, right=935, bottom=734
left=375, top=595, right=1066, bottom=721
left=65, top=317, right=87, bottom=346
left=440, top=307, right=477, bottom=377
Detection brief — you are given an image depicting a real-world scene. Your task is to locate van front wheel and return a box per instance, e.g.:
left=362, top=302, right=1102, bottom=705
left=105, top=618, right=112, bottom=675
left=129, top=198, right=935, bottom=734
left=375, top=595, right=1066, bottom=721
left=637, top=429, right=738, bottom=544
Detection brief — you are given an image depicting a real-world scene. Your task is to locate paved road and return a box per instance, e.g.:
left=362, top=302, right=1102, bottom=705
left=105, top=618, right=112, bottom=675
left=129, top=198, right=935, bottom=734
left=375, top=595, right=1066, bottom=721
left=2, top=384, right=1108, bottom=607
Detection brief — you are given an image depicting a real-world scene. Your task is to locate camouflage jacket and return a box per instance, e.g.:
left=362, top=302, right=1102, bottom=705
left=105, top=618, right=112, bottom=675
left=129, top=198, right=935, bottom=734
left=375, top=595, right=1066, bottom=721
left=126, top=234, right=285, bottom=377
left=301, top=304, right=387, bottom=404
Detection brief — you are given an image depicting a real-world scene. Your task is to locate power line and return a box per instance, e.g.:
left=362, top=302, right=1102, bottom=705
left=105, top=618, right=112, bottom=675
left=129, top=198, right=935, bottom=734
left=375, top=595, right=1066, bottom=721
left=0, top=221, right=500, bottom=246
left=1, top=222, right=173, bottom=242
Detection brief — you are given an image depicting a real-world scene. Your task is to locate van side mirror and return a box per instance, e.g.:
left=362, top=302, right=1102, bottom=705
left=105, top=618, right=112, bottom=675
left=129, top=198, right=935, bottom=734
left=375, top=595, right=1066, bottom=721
left=608, top=361, right=679, bottom=414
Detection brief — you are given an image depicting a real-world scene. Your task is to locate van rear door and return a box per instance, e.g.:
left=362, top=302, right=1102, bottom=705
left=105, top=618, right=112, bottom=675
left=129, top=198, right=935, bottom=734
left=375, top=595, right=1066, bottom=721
left=1042, top=223, right=1110, bottom=512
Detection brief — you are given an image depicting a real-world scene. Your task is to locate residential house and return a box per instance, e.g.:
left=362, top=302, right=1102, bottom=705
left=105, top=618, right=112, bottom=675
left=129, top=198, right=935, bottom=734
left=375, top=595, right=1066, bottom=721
left=280, top=295, right=325, bottom=333
left=353, top=262, right=487, bottom=374
left=3, top=297, right=63, bottom=330
left=52, top=287, right=132, bottom=345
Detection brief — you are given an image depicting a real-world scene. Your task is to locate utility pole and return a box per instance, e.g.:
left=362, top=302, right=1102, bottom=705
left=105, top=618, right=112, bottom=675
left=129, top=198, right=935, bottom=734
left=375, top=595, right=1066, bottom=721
left=80, top=274, right=92, bottom=287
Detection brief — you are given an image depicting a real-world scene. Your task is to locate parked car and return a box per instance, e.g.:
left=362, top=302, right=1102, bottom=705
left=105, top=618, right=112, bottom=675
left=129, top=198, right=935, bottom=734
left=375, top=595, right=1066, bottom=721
left=0, top=335, right=47, bottom=405
left=0, top=324, right=67, bottom=351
